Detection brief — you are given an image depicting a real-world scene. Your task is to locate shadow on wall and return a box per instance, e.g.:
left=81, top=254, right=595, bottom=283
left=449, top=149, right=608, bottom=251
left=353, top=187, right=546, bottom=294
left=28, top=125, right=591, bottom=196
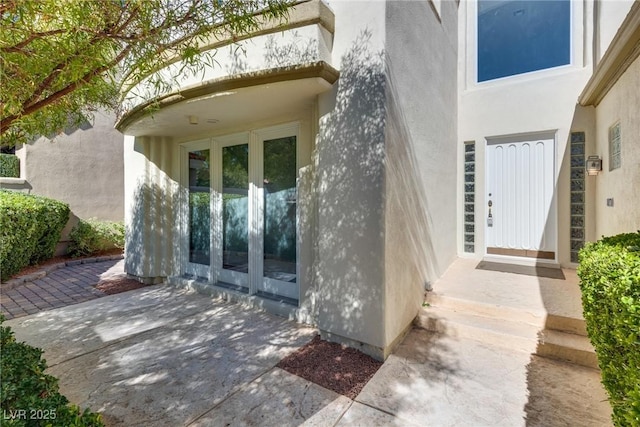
left=126, top=179, right=177, bottom=282
left=224, top=29, right=320, bottom=75
left=311, top=30, right=386, bottom=340
left=311, top=30, right=387, bottom=346
left=309, top=30, right=440, bottom=351
left=384, top=54, right=440, bottom=288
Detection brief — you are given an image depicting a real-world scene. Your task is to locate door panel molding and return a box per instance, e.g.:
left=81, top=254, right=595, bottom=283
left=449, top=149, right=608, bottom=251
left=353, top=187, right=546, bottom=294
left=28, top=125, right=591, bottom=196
left=485, top=133, right=557, bottom=261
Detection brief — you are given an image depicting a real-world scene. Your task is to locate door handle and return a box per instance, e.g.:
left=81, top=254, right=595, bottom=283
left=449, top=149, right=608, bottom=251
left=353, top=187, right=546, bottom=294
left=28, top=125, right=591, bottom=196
left=487, top=200, right=493, bottom=227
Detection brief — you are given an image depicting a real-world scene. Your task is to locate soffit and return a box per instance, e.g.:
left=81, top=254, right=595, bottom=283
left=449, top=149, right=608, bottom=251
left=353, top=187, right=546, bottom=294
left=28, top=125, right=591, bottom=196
left=117, top=62, right=338, bottom=137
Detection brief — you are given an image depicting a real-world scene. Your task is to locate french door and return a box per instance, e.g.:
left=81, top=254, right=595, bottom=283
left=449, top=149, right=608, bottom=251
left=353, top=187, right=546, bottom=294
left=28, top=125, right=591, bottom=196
left=182, top=124, right=299, bottom=302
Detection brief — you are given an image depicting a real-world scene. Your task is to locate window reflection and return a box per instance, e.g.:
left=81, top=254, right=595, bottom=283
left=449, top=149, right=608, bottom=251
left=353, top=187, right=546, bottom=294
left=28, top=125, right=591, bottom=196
left=263, top=136, right=297, bottom=283
left=222, top=144, right=249, bottom=273
left=478, top=0, right=571, bottom=82
left=189, top=149, right=210, bottom=265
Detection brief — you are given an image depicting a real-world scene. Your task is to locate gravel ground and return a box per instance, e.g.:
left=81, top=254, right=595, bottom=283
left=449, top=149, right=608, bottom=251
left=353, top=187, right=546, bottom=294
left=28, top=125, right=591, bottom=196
left=277, top=335, right=383, bottom=399
left=94, top=277, right=148, bottom=295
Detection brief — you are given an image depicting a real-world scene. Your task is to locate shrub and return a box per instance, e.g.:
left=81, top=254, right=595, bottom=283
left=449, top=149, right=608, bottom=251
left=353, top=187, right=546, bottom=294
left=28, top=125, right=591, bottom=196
left=578, top=231, right=640, bottom=426
left=67, top=218, right=125, bottom=257
left=0, top=315, right=104, bottom=426
left=0, top=191, right=70, bottom=280
left=0, top=154, right=19, bottom=178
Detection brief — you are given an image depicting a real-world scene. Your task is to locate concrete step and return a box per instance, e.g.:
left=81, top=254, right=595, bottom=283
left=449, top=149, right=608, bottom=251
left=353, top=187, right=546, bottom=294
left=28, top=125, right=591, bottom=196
left=536, top=329, right=599, bottom=369
left=426, top=292, right=546, bottom=328
left=415, top=305, right=540, bottom=353
left=418, top=303, right=598, bottom=370
left=545, top=313, right=588, bottom=336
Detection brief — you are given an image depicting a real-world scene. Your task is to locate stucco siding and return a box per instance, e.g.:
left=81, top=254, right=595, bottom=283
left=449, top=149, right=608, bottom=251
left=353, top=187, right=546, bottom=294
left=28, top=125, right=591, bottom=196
left=124, top=136, right=179, bottom=281
left=18, top=110, right=124, bottom=222
left=596, top=0, right=636, bottom=64
left=314, top=2, right=387, bottom=351
left=384, top=0, right=458, bottom=346
left=593, top=55, right=640, bottom=237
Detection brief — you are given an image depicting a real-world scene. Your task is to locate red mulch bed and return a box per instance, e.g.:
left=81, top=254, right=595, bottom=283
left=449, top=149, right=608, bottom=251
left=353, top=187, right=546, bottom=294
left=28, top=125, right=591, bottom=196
left=276, top=335, right=383, bottom=399
left=94, top=277, right=148, bottom=295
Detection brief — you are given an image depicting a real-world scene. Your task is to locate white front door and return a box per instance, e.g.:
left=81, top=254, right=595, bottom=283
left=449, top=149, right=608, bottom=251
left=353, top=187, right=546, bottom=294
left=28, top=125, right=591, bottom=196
left=486, top=136, right=556, bottom=260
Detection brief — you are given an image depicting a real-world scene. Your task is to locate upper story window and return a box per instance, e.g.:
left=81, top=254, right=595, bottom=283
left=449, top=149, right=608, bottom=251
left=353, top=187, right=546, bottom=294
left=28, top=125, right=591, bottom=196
left=477, top=0, right=571, bottom=82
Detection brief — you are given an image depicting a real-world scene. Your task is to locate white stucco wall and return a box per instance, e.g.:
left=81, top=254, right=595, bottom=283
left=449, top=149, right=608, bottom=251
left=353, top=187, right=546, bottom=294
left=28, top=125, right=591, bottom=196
left=314, top=0, right=458, bottom=358
left=314, top=0, right=388, bottom=356
left=384, top=0, right=458, bottom=348
left=124, top=135, right=179, bottom=281
left=596, top=0, right=636, bottom=64
left=16, top=110, right=124, bottom=222
left=121, top=0, right=335, bottom=116
left=592, top=55, right=640, bottom=237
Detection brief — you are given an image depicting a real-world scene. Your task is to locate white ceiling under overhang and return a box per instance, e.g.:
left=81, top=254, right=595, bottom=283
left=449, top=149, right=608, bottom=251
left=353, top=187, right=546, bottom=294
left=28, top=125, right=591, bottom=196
left=118, top=63, right=339, bottom=138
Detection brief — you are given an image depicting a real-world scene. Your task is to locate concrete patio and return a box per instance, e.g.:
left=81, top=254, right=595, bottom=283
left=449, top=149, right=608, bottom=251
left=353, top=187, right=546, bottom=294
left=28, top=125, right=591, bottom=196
left=4, top=258, right=612, bottom=426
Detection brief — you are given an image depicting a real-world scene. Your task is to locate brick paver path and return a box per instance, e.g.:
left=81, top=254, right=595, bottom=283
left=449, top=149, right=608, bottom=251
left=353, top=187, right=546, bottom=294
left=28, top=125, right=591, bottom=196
left=1, top=260, right=123, bottom=320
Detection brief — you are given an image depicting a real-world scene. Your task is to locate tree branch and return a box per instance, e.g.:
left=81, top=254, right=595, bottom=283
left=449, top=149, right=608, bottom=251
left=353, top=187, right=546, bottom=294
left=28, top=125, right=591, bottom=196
left=22, top=34, right=108, bottom=108
left=0, top=29, right=69, bottom=53
left=1, top=45, right=132, bottom=135
left=0, top=0, right=17, bottom=16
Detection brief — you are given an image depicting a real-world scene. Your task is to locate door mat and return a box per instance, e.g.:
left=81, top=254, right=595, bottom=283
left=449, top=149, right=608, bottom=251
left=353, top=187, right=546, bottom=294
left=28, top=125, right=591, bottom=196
left=476, top=261, right=566, bottom=280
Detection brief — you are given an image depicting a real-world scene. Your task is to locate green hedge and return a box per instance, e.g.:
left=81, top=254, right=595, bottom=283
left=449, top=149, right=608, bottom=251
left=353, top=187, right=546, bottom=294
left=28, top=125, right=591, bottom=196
left=0, top=191, right=70, bottom=280
left=0, top=315, right=104, bottom=426
left=0, top=154, right=20, bottom=178
left=67, top=218, right=125, bottom=257
left=578, top=231, right=640, bottom=426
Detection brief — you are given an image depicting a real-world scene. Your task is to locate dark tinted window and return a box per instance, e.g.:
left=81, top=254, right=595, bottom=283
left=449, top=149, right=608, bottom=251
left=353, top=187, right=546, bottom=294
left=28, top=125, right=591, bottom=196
left=478, top=0, right=571, bottom=82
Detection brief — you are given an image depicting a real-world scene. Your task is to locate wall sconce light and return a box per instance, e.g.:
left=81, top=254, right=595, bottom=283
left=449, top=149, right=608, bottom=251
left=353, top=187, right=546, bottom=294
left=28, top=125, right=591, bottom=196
left=586, top=155, right=602, bottom=176
left=188, top=115, right=199, bottom=125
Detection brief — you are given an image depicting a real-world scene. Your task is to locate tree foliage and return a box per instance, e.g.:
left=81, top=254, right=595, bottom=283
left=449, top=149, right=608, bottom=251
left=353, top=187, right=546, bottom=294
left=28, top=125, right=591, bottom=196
left=0, top=0, right=293, bottom=146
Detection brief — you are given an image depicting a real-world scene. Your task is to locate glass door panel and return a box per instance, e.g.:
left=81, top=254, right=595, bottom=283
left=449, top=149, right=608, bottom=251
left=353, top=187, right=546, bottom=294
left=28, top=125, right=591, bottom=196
left=216, top=141, right=250, bottom=290
left=260, top=136, right=298, bottom=301
left=187, top=149, right=211, bottom=276
left=182, top=125, right=299, bottom=304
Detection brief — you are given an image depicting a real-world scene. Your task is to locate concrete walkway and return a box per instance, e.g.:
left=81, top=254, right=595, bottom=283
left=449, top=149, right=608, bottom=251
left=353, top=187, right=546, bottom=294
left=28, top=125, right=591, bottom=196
left=3, top=258, right=613, bottom=426
left=1, top=258, right=125, bottom=320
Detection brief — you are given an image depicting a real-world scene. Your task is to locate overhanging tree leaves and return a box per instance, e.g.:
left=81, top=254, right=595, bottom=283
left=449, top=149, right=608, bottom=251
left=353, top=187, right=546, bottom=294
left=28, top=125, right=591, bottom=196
left=0, top=0, right=293, bottom=146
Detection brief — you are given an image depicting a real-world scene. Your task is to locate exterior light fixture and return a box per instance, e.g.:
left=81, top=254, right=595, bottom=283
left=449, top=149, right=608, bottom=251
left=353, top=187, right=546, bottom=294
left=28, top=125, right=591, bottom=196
left=586, top=155, right=602, bottom=176
left=188, top=115, right=199, bottom=125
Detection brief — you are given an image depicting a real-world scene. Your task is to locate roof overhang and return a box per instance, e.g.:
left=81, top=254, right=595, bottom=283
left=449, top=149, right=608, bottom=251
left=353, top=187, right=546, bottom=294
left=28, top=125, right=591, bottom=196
left=579, top=1, right=640, bottom=107
left=116, top=61, right=339, bottom=137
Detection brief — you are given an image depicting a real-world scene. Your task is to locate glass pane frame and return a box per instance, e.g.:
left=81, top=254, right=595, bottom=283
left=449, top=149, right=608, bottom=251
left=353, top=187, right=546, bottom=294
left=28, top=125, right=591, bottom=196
left=608, top=122, right=621, bottom=171
left=462, top=0, right=582, bottom=88
left=181, top=139, right=213, bottom=280
left=476, top=0, right=572, bottom=83
left=213, top=133, right=251, bottom=290
left=253, top=123, right=300, bottom=301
